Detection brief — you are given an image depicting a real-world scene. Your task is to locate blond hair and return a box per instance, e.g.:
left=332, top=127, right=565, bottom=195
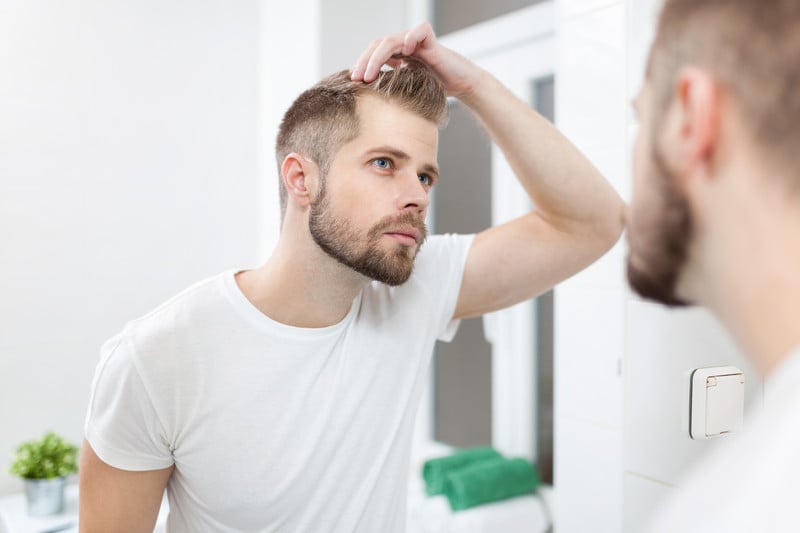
left=275, top=60, right=447, bottom=219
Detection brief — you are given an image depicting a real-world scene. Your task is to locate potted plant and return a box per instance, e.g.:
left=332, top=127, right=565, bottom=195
left=9, top=431, right=79, bottom=516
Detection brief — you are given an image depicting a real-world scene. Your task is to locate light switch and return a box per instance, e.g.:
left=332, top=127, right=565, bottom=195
left=690, top=366, right=744, bottom=439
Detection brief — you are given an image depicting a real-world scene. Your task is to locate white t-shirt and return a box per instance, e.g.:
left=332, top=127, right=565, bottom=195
left=646, top=347, right=800, bottom=532
left=85, top=233, right=474, bottom=533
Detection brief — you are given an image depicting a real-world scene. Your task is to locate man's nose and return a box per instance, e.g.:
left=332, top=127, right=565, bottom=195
left=396, top=170, right=430, bottom=213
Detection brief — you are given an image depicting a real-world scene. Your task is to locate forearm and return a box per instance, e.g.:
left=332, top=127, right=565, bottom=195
left=459, top=68, right=624, bottom=242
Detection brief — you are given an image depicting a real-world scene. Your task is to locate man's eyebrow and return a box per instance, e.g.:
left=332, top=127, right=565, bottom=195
left=364, top=146, right=440, bottom=178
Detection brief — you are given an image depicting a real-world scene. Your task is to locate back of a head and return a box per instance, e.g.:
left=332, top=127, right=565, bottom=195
left=275, top=60, right=447, bottom=219
left=649, top=0, right=800, bottom=179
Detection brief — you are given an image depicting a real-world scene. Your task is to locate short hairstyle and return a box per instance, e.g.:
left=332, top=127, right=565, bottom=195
left=275, top=60, right=448, bottom=219
left=648, top=0, right=800, bottom=178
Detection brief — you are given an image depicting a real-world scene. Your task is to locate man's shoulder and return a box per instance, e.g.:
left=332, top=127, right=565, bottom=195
left=115, top=271, right=233, bottom=351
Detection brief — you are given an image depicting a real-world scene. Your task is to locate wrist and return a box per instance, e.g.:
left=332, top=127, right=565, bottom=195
left=456, top=68, right=494, bottom=107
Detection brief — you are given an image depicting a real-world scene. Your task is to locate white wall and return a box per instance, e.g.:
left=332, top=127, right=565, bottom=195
left=320, top=0, right=413, bottom=76
left=553, top=1, right=765, bottom=531
left=0, top=0, right=261, bottom=495
left=553, top=1, right=627, bottom=530
left=258, top=0, right=322, bottom=262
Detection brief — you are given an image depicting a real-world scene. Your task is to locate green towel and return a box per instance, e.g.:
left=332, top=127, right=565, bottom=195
left=442, top=457, right=541, bottom=511
left=422, top=447, right=502, bottom=496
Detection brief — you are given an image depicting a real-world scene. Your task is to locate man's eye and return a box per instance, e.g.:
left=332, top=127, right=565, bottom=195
left=419, top=174, right=433, bottom=186
left=372, top=158, right=392, bottom=169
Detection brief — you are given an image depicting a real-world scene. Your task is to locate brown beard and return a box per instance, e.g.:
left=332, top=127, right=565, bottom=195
left=308, top=187, right=428, bottom=286
left=626, top=141, right=694, bottom=307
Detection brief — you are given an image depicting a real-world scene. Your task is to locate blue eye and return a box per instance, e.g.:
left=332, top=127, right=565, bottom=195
left=372, top=158, right=392, bottom=169
left=419, top=174, right=433, bottom=186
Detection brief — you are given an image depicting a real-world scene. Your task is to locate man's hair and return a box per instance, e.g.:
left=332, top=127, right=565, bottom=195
left=649, top=0, right=800, bottom=177
left=275, top=60, right=447, bottom=219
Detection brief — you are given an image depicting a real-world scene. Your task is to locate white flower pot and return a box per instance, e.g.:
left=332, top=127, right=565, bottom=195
left=24, top=477, right=66, bottom=516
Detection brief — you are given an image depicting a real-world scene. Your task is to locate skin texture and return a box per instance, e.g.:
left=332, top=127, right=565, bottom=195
left=79, top=22, right=625, bottom=530
left=307, top=95, right=434, bottom=287
left=79, top=440, right=172, bottom=533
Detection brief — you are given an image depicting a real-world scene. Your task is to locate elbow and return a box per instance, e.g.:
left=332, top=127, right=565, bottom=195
left=582, top=195, right=625, bottom=258
left=600, top=199, right=626, bottom=250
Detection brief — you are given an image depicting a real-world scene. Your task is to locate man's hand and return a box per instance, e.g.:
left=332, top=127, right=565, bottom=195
left=350, top=22, right=482, bottom=99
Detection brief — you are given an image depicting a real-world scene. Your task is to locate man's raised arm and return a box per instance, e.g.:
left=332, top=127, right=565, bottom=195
left=353, top=23, right=625, bottom=319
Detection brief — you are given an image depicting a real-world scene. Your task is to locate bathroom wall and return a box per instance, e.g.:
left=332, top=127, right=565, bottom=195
left=553, top=0, right=765, bottom=531
left=553, top=1, right=627, bottom=530
left=0, top=0, right=264, bottom=495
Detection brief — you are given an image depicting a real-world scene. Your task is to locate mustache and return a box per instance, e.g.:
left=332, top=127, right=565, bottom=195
left=369, top=211, right=428, bottom=239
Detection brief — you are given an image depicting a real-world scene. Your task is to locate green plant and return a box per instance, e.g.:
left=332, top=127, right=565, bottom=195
left=9, top=432, right=79, bottom=480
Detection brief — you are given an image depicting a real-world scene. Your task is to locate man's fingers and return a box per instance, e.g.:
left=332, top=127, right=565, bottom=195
left=363, top=36, right=404, bottom=82
left=351, top=38, right=383, bottom=81
left=402, top=22, right=434, bottom=56
left=352, top=23, right=437, bottom=83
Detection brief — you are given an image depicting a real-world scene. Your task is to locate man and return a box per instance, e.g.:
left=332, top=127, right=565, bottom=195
left=627, top=0, right=800, bottom=531
left=79, top=23, right=623, bottom=532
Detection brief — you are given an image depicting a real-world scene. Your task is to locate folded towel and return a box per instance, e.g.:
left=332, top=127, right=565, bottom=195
left=443, top=457, right=541, bottom=511
left=422, top=447, right=502, bottom=496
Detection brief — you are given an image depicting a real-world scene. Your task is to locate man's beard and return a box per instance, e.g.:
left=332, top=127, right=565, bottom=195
left=308, top=188, right=428, bottom=286
left=626, top=141, right=693, bottom=307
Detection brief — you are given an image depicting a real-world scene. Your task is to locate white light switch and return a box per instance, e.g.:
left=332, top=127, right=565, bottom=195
left=690, top=366, right=744, bottom=439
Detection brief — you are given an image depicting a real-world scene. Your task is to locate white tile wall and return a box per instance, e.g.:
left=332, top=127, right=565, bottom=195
left=553, top=4, right=627, bottom=530
left=556, top=3, right=627, bottom=195
left=554, top=416, right=623, bottom=533
left=623, top=472, right=675, bottom=533
left=624, top=300, right=763, bottom=486
left=555, top=284, right=624, bottom=429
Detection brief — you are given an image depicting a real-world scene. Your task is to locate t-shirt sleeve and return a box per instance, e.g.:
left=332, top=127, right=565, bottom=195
left=413, top=233, right=475, bottom=343
left=84, top=331, right=174, bottom=471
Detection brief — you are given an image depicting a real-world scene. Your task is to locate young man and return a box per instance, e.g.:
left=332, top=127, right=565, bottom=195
left=627, top=0, right=800, bottom=531
left=79, top=23, right=623, bottom=532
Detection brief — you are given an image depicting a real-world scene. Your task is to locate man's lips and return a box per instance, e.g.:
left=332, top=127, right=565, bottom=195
left=384, top=227, right=421, bottom=245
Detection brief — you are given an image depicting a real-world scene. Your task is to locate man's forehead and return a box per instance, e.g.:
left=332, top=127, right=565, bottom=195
left=355, top=94, right=438, bottom=129
left=350, top=96, right=438, bottom=142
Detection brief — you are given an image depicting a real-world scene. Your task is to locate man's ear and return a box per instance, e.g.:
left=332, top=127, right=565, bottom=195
left=281, top=153, right=319, bottom=209
left=673, top=66, right=722, bottom=181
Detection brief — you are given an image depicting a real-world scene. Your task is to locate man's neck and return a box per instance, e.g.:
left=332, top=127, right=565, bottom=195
left=236, top=236, right=367, bottom=329
left=695, top=184, right=800, bottom=377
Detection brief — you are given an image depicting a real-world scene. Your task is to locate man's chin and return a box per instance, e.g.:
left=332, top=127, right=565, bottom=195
left=626, top=258, right=693, bottom=308
left=369, top=265, right=414, bottom=286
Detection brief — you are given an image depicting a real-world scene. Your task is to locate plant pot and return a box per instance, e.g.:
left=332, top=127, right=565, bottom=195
left=24, top=477, right=67, bottom=516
